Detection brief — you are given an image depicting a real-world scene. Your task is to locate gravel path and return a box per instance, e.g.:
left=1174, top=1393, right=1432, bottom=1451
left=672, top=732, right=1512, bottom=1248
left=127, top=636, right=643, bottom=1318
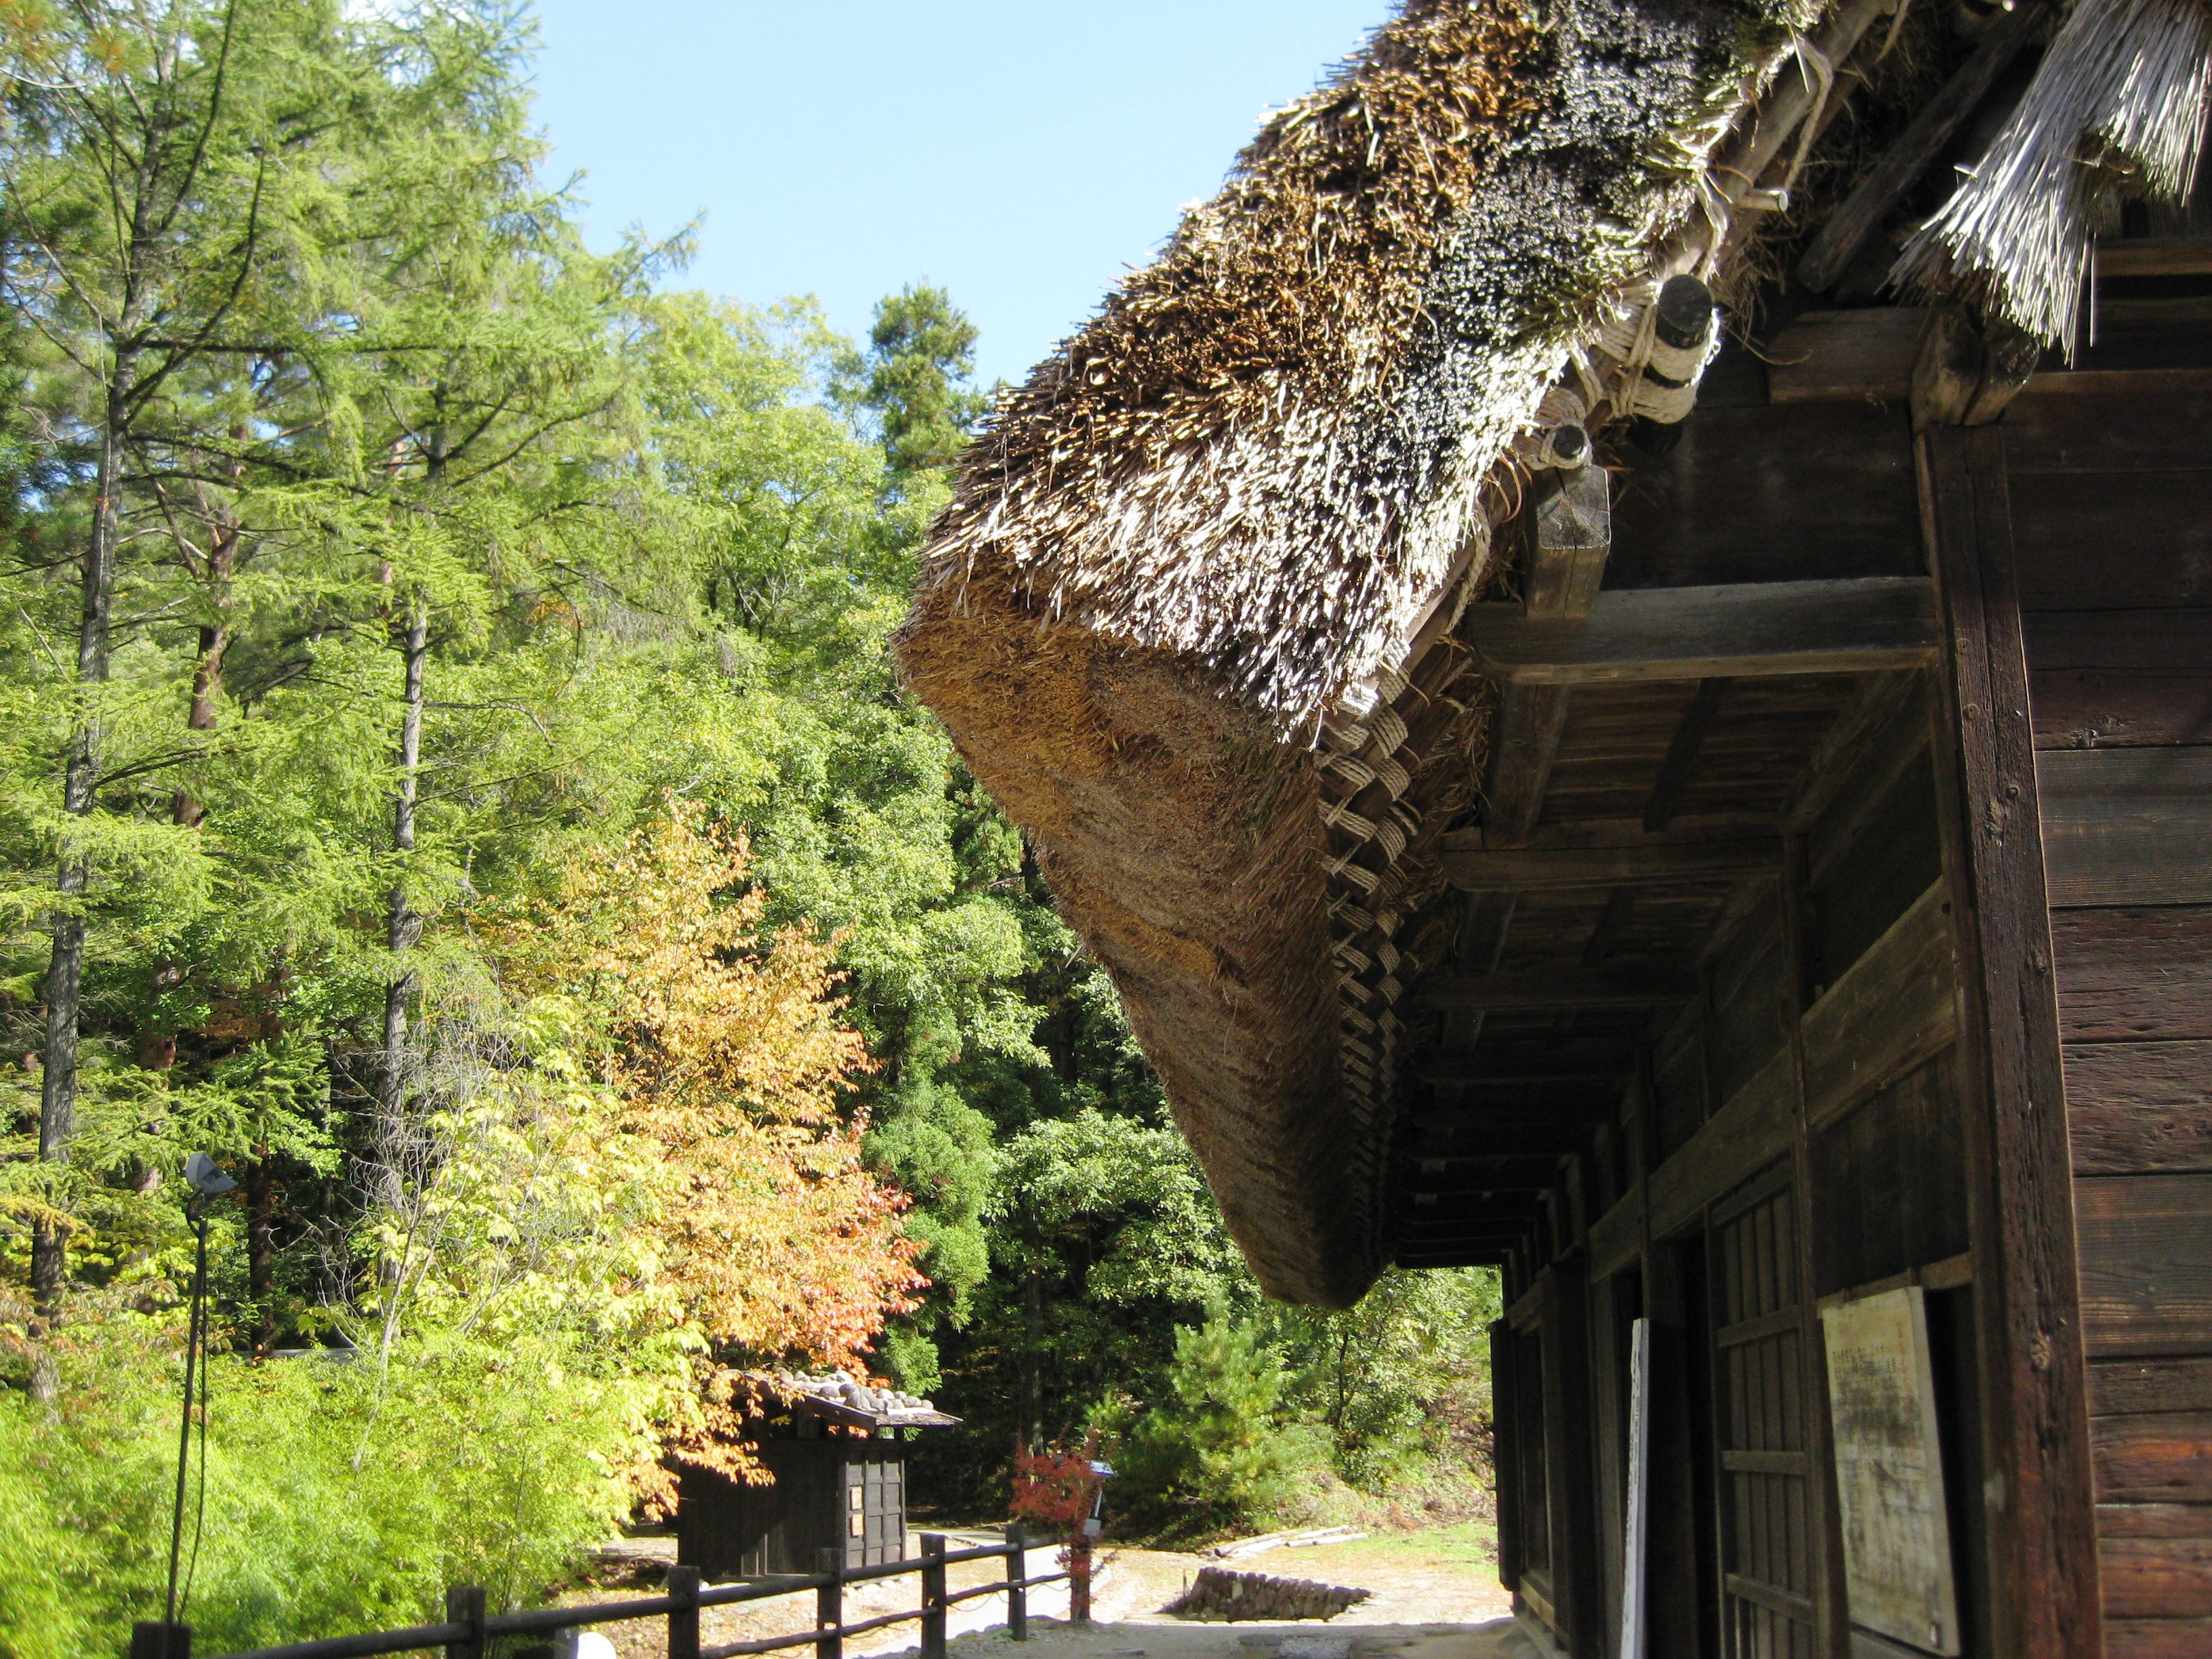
left=558, top=1526, right=1519, bottom=1659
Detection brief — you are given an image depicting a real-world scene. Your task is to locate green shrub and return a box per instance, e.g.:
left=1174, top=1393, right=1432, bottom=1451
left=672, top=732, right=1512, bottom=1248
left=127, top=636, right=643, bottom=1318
left=0, top=1321, right=642, bottom=1654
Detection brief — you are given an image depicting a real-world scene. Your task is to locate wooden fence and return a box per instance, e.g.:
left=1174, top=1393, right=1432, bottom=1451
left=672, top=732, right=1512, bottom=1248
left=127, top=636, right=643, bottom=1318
left=129, top=1528, right=1069, bottom=1659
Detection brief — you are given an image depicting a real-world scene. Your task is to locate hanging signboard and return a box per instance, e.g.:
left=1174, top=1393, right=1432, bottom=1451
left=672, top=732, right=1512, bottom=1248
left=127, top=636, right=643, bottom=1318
left=1820, top=1285, right=1961, bottom=1657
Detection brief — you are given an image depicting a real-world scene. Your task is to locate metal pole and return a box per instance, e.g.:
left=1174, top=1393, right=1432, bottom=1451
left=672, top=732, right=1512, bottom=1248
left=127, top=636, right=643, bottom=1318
left=920, top=1532, right=947, bottom=1659
left=668, top=1562, right=701, bottom=1659
left=815, top=1547, right=844, bottom=1659
left=1005, top=1523, right=1027, bottom=1641
left=165, top=1205, right=208, bottom=1626
left=131, top=1622, right=190, bottom=1658
left=445, top=1584, right=485, bottom=1659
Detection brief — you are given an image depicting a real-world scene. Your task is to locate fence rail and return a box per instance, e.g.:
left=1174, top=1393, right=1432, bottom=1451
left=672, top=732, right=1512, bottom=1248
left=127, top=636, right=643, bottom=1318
left=129, top=1527, right=1071, bottom=1659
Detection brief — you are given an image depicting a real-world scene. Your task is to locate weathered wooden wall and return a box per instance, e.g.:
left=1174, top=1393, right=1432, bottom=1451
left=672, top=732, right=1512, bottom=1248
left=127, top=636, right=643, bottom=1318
left=2013, top=375, right=2212, bottom=1659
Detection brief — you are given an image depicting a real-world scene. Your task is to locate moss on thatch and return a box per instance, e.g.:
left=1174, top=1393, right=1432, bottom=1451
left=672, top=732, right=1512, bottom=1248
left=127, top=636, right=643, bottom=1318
left=899, top=0, right=1837, bottom=1305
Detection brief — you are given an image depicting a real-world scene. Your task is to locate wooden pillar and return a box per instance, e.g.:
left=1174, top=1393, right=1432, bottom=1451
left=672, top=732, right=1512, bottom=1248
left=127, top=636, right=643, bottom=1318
left=1920, top=424, right=2103, bottom=1659
left=1492, top=1318, right=1525, bottom=1593
left=1639, top=1244, right=1708, bottom=1659
left=1778, top=833, right=1850, bottom=1657
left=1543, top=1263, right=1603, bottom=1658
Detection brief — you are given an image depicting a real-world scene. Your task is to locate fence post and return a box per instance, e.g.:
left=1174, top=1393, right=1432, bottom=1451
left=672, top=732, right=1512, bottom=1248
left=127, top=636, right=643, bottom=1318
left=1005, top=1522, right=1027, bottom=1642
left=815, top=1546, right=844, bottom=1659
left=130, top=1623, right=190, bottom=1658
left=920, top=1532, right=947, bottom=1659
left=445, top=1584, right=485, bottom=1659
left=1069, top=1534, right=1092, bottom=1628
left=668, top=1562, right=701, bottom=1659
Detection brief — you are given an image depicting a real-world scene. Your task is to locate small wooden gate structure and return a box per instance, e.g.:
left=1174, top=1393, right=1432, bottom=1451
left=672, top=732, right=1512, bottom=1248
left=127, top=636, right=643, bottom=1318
left=678, top=1378, right=959, bottom=1579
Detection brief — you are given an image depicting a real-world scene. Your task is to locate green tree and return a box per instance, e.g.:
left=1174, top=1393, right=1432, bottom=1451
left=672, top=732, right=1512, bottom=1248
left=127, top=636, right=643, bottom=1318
left=0, top=0, right=394, bottom=1312
left=1109, top=1305, right=1315, bottom=1538
left=839, top=283, right=990, bottom=480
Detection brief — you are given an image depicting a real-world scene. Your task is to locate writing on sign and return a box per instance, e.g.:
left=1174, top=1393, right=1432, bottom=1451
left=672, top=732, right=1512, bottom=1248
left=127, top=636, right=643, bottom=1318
left=1820, top=1285, right=1961, bottom=1656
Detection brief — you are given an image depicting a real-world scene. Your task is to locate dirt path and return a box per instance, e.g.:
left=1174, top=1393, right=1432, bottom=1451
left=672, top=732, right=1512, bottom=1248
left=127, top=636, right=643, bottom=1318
left=560, top=1525, right=1519, bottom=1659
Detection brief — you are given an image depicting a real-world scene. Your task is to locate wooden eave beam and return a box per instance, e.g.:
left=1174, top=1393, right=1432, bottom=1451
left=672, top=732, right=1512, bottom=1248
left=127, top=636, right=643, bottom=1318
left=1414, top=1067, right=1634, bottom=1088
left=1409, top=1152, right=1572, bottom=1174
left=1407, top=1181, right=1552, bottom=1203
left=1409, top=1100, right=1619, bottom=1134
left=1441, top=836, right=1783, bottom=892
left=1402, top=1124, right=1594, bottom=1159
left=1421, top=966, right=1696, bottom=1012
left=1397, top=1211, right=1547, bottom=1235
left=1463, top=577, right=1939, bottom=685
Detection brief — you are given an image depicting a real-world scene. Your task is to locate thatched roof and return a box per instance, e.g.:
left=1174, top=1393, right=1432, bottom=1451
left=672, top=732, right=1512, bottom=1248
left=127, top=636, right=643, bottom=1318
left=897, top=0, right=2212, bottom=1306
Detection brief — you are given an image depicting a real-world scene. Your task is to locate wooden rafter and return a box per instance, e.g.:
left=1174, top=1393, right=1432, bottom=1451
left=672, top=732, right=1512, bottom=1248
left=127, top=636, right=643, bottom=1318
left=1422, top=967, right=1694, bottom=1012
left=1441, top=836, right=1782, bottom=892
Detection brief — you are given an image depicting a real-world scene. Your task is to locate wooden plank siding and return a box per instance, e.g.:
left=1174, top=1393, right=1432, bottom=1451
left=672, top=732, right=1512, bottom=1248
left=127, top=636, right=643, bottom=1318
left=2014, top=379, right=2212, bottom=1659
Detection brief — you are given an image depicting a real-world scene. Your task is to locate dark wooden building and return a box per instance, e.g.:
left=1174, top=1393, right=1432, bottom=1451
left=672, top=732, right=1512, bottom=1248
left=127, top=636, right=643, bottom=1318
left=678, top=1377, right=958, bottom=1580
left=898, top=3, right=2212, bottom=1656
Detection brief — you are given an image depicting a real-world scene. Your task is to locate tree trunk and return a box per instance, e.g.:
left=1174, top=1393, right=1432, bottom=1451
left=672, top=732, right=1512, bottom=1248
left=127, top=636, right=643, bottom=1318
left=373, top=600, right=426, bottom=1207
left=32, top=373, right=131, bottom=1314
left=173, top=488, right=239, bottom=829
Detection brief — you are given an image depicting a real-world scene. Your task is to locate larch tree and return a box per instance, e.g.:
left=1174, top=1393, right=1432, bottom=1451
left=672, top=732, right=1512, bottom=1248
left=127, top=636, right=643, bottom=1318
left=0, top=0, right=408, bottom=1311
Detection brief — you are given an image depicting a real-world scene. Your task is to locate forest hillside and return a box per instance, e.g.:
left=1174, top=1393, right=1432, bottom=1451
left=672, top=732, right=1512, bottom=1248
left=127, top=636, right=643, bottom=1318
left=0, top=5, right=1498, bottom=1652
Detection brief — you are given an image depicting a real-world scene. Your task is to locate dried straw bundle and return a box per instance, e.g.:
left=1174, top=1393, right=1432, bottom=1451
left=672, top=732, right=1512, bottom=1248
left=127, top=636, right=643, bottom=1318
left=1894, top=0, right=2212, bottom=350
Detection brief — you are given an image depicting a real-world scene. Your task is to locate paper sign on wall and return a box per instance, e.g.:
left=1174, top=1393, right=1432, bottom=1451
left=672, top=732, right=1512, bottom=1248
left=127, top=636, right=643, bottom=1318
left=1820, top=1286, right=1962, bottom=1657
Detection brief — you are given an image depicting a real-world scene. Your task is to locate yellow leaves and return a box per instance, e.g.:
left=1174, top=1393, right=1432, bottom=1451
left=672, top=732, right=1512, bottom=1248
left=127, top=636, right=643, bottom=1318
left=483, top=802, right=924, bottom=1471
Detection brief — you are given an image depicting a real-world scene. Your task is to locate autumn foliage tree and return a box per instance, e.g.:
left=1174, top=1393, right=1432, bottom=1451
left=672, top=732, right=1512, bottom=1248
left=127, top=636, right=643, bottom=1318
left=495, top=804, right=926, bottom=1479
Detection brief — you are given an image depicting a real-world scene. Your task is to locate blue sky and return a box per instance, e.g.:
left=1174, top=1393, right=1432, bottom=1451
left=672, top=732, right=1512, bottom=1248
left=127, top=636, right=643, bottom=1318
left=527, top=1, right=1389, bottom=389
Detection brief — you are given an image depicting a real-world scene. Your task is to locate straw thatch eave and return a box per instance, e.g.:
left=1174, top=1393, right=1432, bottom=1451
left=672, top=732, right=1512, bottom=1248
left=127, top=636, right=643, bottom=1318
left=897, top=0, right=1875, bottom=1308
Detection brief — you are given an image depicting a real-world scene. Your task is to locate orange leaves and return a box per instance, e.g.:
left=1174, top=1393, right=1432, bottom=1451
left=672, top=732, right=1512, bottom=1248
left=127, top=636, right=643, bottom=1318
left=497, top=802, right=924, bottom=1381
left=1010, top=1437, right=1108, bottom=1538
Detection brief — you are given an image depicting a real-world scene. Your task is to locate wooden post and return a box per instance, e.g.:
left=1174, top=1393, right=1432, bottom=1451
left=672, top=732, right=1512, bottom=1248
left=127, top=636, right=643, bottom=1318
left=1542, top=1264, right=1602, bottom=1658
left=444, top=1584, right=485, bottom=1659
left=1490, top=1319, right=1523, bottom=1591
left=1780, top=830, right=1851, bottom=1658
left=1068, top=1532, right=1093, bottom=1627
left=667, top=1562, right=701, bottom=1659
left=920, top=1532, right=948, bottom=1659
left=1921, top=424, right=2104, bottom=1659
left=1006, top=1522, right=1029, bottom=1641
left=129, top=1624, right=190, bottom=1659
left=815, top=1547, right=844, bottom=1659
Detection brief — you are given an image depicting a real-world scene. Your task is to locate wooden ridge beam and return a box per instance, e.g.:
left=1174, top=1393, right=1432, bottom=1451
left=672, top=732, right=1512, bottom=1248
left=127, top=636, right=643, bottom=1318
left=1441, top=836, right=1782, bottom=892
left=1421, top=966, right=1696, bottom=1012
left=1463, top=577, right=1939, bottom=685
